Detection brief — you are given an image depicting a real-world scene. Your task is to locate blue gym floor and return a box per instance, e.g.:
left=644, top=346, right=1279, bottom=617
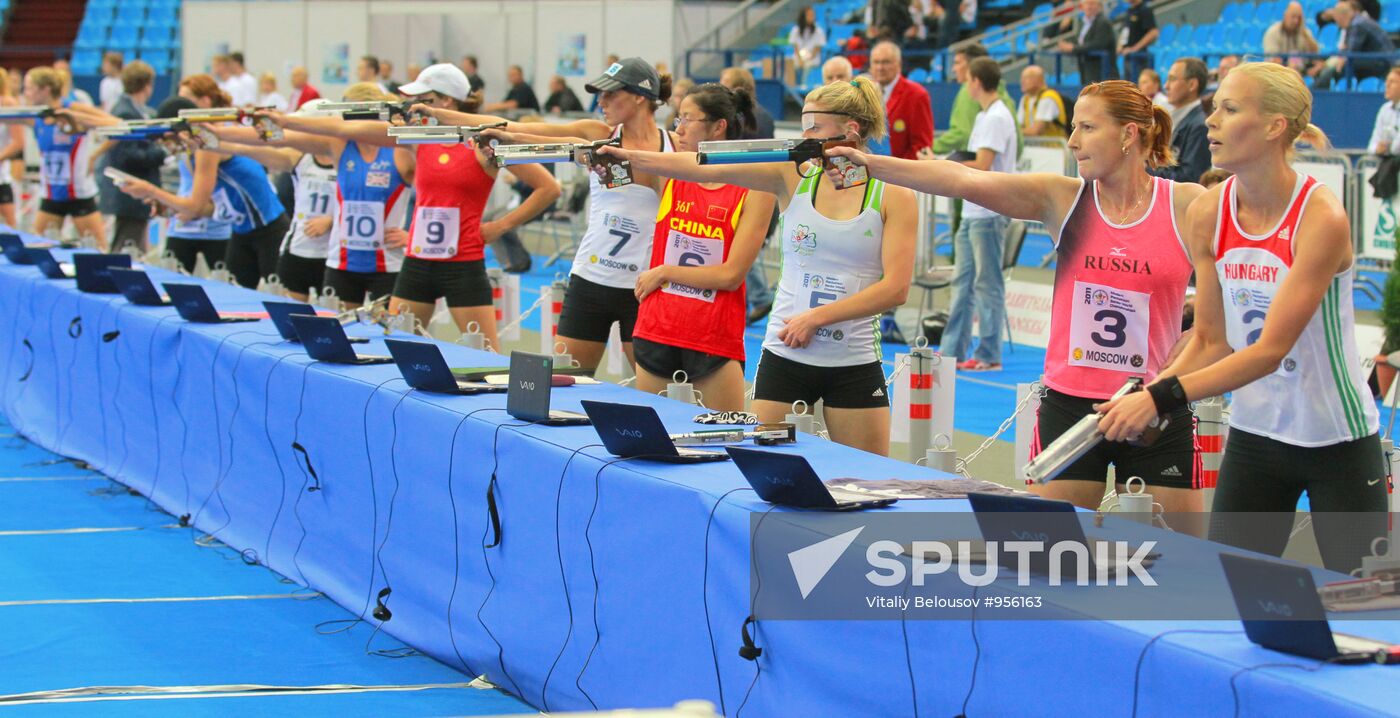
left=0, top=414, right=533, bottom=716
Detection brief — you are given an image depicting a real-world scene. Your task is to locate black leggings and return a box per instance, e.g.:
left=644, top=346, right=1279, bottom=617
left=1209, top=427, right=1389, bottom=574
left=165, top=237, right=230, bottom=274
left=110, top=216, right=149, bottom=254
left=224, top=215, right=290, bottom=289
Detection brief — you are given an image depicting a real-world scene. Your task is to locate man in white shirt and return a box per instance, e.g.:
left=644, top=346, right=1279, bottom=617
left=1016, top=64, right=1066, bottom=137
left=98, top=52, right=124, bottom=111
left=946, top=56, right=1018, bottom=372
left=226, top=52, right=258, bottom=107
left=1371, top=66, right=1400, bottom=155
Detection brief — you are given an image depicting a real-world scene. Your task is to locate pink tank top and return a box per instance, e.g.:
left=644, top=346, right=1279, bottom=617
left=1043, top=176, right=1194, bottom=399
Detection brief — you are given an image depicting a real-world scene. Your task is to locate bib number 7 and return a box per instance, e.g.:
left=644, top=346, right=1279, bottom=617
left=608, top=229, right=631, bottom=257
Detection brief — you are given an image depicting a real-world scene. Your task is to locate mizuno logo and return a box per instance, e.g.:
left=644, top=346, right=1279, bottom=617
left=1110, top=246, right=1127, bottom=257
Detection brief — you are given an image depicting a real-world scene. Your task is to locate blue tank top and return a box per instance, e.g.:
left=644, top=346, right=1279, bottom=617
left=212, top=155, right=285, bottom=235
left=329, top=141, right=409, bottom=274
left=168, top=157, right=234, bottom=240
left=34, top=100, right=98, bottom=201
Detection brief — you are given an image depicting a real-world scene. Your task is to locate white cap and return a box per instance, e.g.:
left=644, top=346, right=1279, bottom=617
left=398, top=63, right=471, bottom=102
left=294, top=98, right=334, bottom=117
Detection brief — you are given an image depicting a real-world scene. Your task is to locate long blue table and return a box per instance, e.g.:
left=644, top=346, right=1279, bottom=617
left=2, top=241, right=1398, bottom=717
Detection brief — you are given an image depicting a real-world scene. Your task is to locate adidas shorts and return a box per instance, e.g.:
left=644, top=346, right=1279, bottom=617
left=752, top=349, right=889, bottom=410
left=1031, top=387, right=1200, bottom=489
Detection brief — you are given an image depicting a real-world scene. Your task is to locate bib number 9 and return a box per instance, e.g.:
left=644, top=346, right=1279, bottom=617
left=410, top=206, right=461, bottom=258
left=423, top=221, right=447, bottom=245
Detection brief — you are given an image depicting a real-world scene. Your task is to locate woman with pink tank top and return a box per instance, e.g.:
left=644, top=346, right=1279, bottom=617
left=828, top=80, right=1207, bottom=513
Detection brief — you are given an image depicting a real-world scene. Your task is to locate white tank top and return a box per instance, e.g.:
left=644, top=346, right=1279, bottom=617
left=1215, top=173, right=1378, bottom=446
left=763, top=173, right=887, bottom=367
left=282, top=153, right=337, bottom=259
left=569, top=125, right=674, bottom=289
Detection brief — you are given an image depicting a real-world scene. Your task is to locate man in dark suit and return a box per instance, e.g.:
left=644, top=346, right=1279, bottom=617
left=100, top=60, right=166, bottom=253
left=1316, top=0, right=1395, bottom=89
left=1057, top=0, right=1119, bottom=84
left=1151, top=58, right=1212, bottom=183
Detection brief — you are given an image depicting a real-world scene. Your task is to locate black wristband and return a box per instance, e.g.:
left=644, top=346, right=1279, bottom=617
left=1146, top=377, right=1188, bottom=415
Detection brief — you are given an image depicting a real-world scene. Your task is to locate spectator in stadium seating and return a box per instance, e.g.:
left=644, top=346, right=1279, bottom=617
left=379, top=60, right=400, bottom=95
left=1315, top=0, right=1394, bottom=89
left=1150, top=58, right=1211, bottom=183
left=1263, top=1, right=1320, bottom=71
left=460, top=55, right=485, bottom=95
left=99, top=52, right=123, bottom=112
left=720, top=67, right=773, bottom=139
left=1138, top=67, right=1169, bottom=107
left=104, top=60, right=163, bottom=254
left=1017, top=64, right=1067, bottom=137
left=226, top=52, right=258, bottom=107
left=484, top=65, right=540, bottom=113
left=872, top=0, right=916, bottom=43
left=870, top=41, right=935, bottom=159
left=823, top=55, right=855, bottom=83
left=933, top=44, right=1018, bottom=154
left=287, top=66, right=320, bottom=110
left=1117, top=0, right=1159, bottom=81
left=1057, top=0, right=1119, bottom=84
left=544, top=75, right=584, bottom=114
left=1315, top=0, right=1380, bottom=28
left=257, top=72, right=287, bottom=111
left=1368, top=65, right=1400, bottom=154
left=789, top=6, right=828, bottom=85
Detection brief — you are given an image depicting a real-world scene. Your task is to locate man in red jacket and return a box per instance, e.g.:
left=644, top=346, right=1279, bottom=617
left=868, top=41, right=934, bottom=160
left=287, top=66, right=321, bottom=110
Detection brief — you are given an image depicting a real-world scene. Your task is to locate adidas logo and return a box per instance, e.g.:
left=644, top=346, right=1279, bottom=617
left=1161, top=466, right=1182, bottom=477
left=1277, top=226, right=1290, bottom=241
left=872, top=387, right=885, bottom=397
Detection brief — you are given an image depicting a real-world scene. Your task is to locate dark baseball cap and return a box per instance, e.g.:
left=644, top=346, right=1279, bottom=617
left=585, top=57, right=661, bottom=99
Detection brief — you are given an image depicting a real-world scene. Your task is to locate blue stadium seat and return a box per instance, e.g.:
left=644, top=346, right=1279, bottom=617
left=138, top=31, right=172, bottom=51
left=1033, top=2, right=1053, bottom=16
left=70, top=49, right=101, bottom=75
left=908, top=67, right=929, bottom=83
left=1158, top=24, right=1177, bottom=46
left=111, top=14, right=144, bottom=31
left=108, top=24, right=139, bottom=48
left=1318, top=23, right=1339, bottom=52
left=1358, top=76, right=1383, bottom=92
left=73, top=23, right=107, bottom=50
left=136, top=49, right=171, bottom=74
left=84, top=0, right=117, bottom=17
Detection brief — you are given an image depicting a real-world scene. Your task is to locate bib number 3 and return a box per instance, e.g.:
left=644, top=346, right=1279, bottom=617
left=1067, top=280, right=1151, bottom=372
left=410, top=206, right=460, bottom=258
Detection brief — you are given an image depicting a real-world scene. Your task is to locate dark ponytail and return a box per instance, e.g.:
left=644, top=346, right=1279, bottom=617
left=686, top=82, right=755, bottom=140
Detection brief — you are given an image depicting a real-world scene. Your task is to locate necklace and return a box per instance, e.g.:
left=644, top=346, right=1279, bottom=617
left=1107, top=178, right=1152, bottom=225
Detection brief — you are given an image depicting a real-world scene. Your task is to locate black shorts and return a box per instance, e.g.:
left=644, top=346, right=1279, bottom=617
left=752, top=349, right=889, bottom=410
left=1033, top=388, right=1199, bottom=489
left=557, top=274, right=639, bottom=343
left=39, top=197, right=98, bottom=217
left=277, top=252, right=326, bottom=296
left=391, top=256, right=493, bottom=307
left=632, top=336, right=740, bottom=383
left=323, top=267, right=398, bottom=305
left=0, top=184, right=13, bottom=205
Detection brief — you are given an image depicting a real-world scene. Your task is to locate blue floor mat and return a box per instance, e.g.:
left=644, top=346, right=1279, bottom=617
left=0, top=477, right=165, bottom=531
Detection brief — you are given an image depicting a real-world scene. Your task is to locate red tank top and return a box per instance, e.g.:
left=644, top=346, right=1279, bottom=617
left=1044, top=176, right=1194, bottom=399
left=407, top=142, right=495, bottom=262
left=632, top=179, right=751, bottom=362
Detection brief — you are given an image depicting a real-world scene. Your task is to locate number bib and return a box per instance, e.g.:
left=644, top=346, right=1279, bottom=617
left=171, top=216, right=209, bottom=235
left=340, top=200, right=385, bottom=251
left=1067, top=280, right=1151, bottom=372
left=410, top=206, right=460, bottom=258
left=295, top=179, right=336, bottom=221
left=44, top=152, right=72, bottom=187
left=661, top=230, right=724, bottom=302
left=798, top=271, right=856, bottom=343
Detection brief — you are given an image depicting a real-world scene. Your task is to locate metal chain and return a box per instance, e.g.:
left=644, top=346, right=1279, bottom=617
left=883, top=354, right=913, bottom=388
left=498, top=291, right=551, bottom=335
left=954, top=381, right=1044, bottom=478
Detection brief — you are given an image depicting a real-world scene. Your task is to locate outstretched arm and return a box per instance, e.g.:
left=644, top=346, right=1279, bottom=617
left=262, top=109, right=396, bottom=148
left=826, top=145, right=1077, bottom=229
left=425, top=106, right=611, bottom=140
left=595, top=144, right=794, bottom=200
left=209, top=123, right=339, bottom=157
left=208, top=142, right=306, bottom=174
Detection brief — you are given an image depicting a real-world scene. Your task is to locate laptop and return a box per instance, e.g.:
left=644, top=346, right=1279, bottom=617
left=580, top=400, right=728, bottom=463
left=109, top=268, right=171, bottom=306
left=966, top=492, right=1158, bottom=578
left=1, top=233, right=50, bottom=263
left=384, top=338, right=505, bottom=394
left=264, top=301, right=367, bottom=344
left=726, top=447, right=897, bottom=510
left=286, top=314, right=393, bottom=365
left=506, top=351, right=590, bottom=425
left=1219, top=553, right=1394, bottom=664
left=74, top=253, right=133, bottom=293
left=30, top=249, right=75, bottom=279
left=163, top=283, right=263, bottom=324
